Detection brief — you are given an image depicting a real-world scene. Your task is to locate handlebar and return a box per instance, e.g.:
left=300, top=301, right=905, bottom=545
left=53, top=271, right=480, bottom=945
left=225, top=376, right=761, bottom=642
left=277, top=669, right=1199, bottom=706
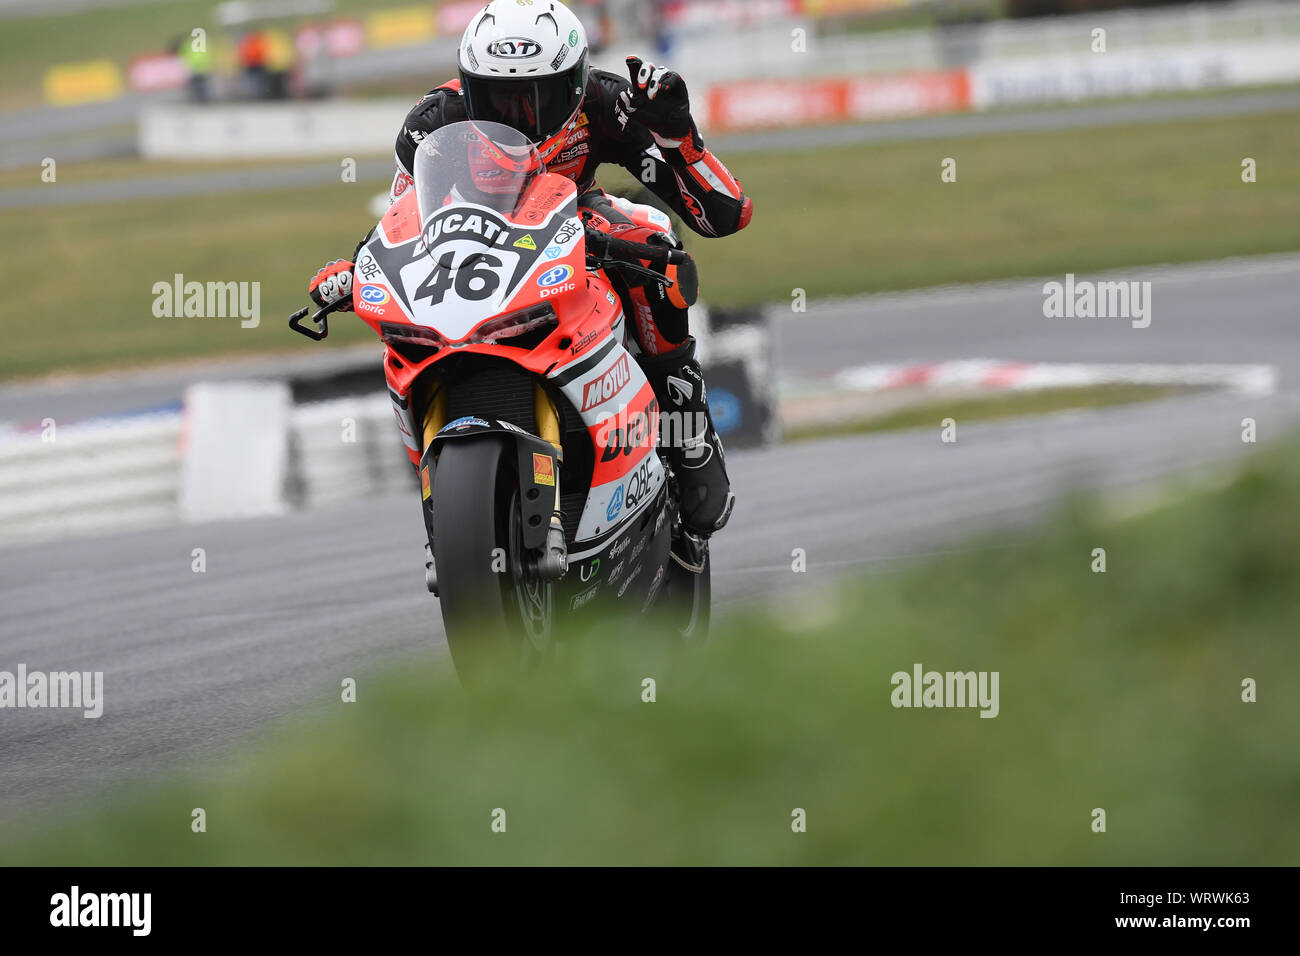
left=585, top=226, right=687, bottom=289
left=594, top=231, right=690, bottom=267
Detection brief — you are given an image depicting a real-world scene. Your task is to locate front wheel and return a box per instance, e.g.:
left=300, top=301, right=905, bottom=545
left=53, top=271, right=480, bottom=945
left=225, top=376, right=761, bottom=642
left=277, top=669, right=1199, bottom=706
left=430, top=438, right=551, bottom=679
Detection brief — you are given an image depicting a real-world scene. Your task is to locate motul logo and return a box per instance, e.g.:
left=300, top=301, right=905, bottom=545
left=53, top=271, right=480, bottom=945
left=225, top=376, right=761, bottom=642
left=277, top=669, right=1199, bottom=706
left=582, top=355, right=630, bottom=411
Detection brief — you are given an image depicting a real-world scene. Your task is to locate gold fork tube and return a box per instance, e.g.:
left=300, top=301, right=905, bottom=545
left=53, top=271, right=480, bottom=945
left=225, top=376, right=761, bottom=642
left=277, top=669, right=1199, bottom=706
left=533, top=382, right=564, bottom=533
left=421, top=375, right=448, bottom=455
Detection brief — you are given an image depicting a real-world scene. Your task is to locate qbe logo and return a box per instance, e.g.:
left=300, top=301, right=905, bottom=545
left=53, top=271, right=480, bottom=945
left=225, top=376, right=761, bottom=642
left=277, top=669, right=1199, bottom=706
left=537, top=265, right=574, bottom=288
left=360, top=285, right=390, bottom=305
left=554, top=219, right=582, bottom=244
left=623, top=458, right=654, bottom=510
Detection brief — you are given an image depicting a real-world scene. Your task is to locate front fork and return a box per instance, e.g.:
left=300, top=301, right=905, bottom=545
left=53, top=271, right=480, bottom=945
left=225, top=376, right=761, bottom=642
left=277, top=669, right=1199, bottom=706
left=420, top=381, right=448, bottom=595
left=418, top=373, right=568, bottom=594
left=532, top=379, right=568, bottom=581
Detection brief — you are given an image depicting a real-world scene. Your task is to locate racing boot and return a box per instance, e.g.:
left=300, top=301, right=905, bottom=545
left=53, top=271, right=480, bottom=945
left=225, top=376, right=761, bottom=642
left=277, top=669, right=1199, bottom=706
left=638, top=337, right=735, bottom=544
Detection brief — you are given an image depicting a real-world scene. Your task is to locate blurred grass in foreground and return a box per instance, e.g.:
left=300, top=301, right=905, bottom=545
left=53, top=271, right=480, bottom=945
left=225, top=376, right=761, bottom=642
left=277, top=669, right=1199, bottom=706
left=4, top=438, right=1299, bottom=865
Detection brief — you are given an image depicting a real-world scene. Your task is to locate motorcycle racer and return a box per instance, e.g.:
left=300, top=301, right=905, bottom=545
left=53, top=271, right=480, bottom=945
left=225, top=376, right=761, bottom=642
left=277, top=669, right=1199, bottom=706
left=308, top=0, right=752, bottom=540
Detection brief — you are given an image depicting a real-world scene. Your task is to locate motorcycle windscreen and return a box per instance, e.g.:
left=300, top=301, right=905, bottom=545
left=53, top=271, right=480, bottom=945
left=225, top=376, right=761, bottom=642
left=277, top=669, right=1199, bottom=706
left=397, top=121, right=553, bottom=341
left=413, top=120, right=542, bottom=221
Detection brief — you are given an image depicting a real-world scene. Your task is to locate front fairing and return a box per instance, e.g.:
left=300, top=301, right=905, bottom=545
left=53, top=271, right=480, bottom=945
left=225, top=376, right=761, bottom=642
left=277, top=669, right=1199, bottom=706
left=351, top=121, right=589, bottom=343
left=355, top=181, right=586, bottom=340
left=354, top=124, right=665, bottom=553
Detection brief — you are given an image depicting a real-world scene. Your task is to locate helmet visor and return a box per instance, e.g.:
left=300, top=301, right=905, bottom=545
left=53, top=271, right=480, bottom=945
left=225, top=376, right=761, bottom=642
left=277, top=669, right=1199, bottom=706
left=462, top=55, right=587, bottom=146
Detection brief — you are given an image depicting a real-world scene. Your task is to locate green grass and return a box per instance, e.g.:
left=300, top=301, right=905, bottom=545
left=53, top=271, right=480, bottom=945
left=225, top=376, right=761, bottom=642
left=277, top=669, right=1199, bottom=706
left=3, top=108, right=1299, bottom=380
left=4, top=436, right=1298, bottom=865
left=0, top=154, right=326, bottom=191
left=786, top=384, right=1197, bottom=441
left=0, top=177, right=385, bottom=379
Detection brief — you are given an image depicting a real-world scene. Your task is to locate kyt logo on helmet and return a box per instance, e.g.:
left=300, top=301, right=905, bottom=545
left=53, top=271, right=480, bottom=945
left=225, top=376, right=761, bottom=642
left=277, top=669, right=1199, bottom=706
left=485, top=38, right=542, bottom=59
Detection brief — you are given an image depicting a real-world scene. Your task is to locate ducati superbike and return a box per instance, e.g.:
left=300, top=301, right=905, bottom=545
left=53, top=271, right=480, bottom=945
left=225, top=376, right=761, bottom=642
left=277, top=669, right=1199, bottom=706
left=289, top=121, right=710, bottom=678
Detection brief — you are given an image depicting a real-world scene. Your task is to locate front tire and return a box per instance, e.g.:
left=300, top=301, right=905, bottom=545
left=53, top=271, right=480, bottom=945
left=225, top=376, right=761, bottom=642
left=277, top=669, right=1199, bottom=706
left=431, top=438, right=544, bottom=678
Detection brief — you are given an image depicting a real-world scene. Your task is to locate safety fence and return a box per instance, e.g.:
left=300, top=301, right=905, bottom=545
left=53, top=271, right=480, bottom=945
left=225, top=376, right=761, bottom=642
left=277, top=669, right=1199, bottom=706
left=0, top=309, right=774, bottom=544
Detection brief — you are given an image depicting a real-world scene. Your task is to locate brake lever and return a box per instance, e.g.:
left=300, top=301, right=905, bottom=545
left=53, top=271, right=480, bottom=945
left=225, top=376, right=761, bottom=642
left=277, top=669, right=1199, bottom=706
left=288, top=298, right=350, bottom=341
left=288, top=306, right=329, bottom=341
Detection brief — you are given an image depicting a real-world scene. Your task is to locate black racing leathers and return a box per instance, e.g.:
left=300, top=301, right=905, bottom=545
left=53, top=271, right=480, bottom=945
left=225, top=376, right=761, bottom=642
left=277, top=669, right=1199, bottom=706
left=388, top=69, right=753, bottom=239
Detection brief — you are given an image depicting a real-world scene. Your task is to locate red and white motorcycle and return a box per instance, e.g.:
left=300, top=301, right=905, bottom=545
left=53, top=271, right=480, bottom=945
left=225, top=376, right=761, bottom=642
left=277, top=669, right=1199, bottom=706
left=290, top=121, right=709, bottom=677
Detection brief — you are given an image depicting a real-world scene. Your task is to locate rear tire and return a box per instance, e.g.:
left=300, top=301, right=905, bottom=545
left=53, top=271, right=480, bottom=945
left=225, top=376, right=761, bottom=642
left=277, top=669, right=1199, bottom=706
left=660, top=549, right=711, bottom=642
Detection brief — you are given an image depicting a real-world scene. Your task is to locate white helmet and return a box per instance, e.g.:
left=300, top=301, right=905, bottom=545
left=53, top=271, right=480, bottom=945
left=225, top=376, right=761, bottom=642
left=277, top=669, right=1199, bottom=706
left=458, top=0, right=590, bottom=164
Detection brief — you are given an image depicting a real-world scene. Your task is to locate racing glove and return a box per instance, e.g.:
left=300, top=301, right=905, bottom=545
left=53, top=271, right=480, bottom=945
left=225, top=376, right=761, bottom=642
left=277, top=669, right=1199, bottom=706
left=308, top=259, right=355, bottom=311
left=622, top=56, right=694, bottom=143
